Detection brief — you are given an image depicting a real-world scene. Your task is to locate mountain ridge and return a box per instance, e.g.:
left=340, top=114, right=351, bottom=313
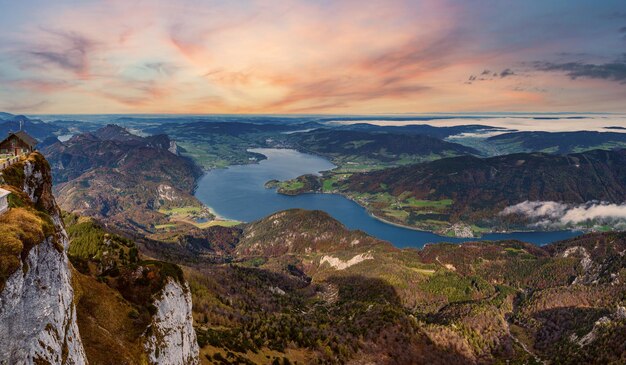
left=0, top=152, right=201, bottom=364
left=41, top=124, right=208, bottom=235
left=272, top=148, right=626, bottom=235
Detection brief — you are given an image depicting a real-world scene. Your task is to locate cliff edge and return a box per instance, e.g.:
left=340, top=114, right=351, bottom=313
left=0, top=153, right=87, bottom=364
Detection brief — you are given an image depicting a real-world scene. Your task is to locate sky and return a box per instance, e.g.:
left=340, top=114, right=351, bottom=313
left=0, top=0, right=625, bottom=114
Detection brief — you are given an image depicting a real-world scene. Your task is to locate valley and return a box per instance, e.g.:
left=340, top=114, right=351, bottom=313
left=3, top=1, right=626, bottom=363
left=1, top=113, right=625, bottom=364
left=196, top=148, right=580, bottom=246
left=6, top=112, right=624, bottom=242
left=138, top=208, right=626, bottom=365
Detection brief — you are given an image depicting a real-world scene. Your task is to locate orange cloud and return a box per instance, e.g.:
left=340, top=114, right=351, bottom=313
left=0, top=0, right=624, bottom=114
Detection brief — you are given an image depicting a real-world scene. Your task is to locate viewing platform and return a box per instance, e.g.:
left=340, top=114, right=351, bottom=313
left=0, top=155, right=20, bottom=171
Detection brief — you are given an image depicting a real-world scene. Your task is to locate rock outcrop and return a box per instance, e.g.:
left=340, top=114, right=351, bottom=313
left=0, top=153, right=87, bottom=364
left=0, top=153, right=200, bottom=364
left=144, top=279, right=199, bottom=365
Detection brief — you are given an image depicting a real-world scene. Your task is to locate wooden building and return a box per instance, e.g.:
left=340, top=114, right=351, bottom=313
left=0, top=131, right=38, bottom=156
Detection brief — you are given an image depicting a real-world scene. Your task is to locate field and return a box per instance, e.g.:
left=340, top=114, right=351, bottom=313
left=328, top=152, right=454, bottom=173
left=157, top=206, right=240, bottom=230
left=345, top=191, right=461, bottom=233
left=279, top=180, right=304, bottom=191
left=272, top=172, right=486, bottom=236
left=176, top=140, right=265, bottom=170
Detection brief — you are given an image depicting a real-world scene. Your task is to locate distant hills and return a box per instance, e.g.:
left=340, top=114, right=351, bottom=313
left=344, top=149, right=626, bottom=224
left=336, top=122, right=511, bottom=139
left=486, top=131, right=626, bottom=154
left=275, top=148, right=626, bottom=234
left=2, top=115, right=625, bottom=364
left=287, top=129, right=479, bottom=170
left=41, top=124, right=205, bottom=234
left=143, top=208, right=626, bottom=365
left=0, top=113, right=67, bottom=141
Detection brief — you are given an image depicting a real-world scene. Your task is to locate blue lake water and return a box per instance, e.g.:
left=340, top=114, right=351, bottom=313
left=194, top=148, right=582, bottom=248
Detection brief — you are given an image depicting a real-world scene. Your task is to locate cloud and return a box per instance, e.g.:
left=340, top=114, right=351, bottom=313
left=609, top=12, right=626, bottom=20
left=11, top=79, right=74, bottom=93
left=446, top=129, right=513, bottom=139
left=2, top=0, right=626, bottom=113
left=499, top=68, right=515, bottom=78
left=359, top=31, right=465, bottom=75
left=465, top=68, right=517, bottom=84
left=265, top=75, right=431, bottom=112
left=501, top=201, right=569, bottom=220
left=0, top=100, right=49, bottom=112
left=533, top=59, right=626, bottom=83
left=500, top=200, right=626, bottom=227
left=143, top=62, right=179, bottom=77
left=26, top=28, right=97, bottom=77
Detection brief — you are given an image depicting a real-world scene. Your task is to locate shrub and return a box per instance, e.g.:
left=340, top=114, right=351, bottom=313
left=0, top=207, right=55, bottom=290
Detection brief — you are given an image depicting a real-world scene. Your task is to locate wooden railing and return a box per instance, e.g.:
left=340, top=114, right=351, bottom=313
left=0, top=155, right=20, bottom=171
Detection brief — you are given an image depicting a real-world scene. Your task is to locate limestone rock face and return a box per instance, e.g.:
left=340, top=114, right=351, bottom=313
left=0, top=152, right=200, bottom=364
left=144, top=278, right=200, bottom=365
left=0, top=156, right=87, bottom=364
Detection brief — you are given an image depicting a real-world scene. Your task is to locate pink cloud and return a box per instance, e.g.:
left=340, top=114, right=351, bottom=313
left=0, top=0, right=624, bottom=113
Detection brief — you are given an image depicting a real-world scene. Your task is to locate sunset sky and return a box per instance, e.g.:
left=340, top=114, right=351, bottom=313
left=0, top=0, right=625, bottom=114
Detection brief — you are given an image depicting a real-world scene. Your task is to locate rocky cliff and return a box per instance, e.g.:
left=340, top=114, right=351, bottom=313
left=0, top=153, right=200, bottom=364
left=0, top=153, right=87, bottom=364
left=144, top=279, right=199, bottom=365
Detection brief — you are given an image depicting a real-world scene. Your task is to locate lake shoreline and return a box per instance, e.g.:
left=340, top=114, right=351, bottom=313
left=194, top=148, right=583, bottom=247
left=274, top=187, right=584, bottom=241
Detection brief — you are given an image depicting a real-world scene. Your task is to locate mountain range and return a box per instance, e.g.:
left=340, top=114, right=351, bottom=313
left=41, top=124, right=206, bottom=235
left=1, top=149, right=624, bottom=364
left=286, top=129, right=479, bottom=170
left=146, top=208, right=626, bottom=364
left=1, top=113, right=626, bottom=364
left=486, top=131, right=626, bottom=154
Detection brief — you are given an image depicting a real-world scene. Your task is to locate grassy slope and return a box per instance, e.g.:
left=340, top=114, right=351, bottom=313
left=63, top=212, right=189, bottom=364
left=0, top=153, right=60, bottom=291
left=168, top=210, right=626, bottom=364
left=288, top=129, right=479, bottom=172
left=273, top=173, right=468, bottom=235
left=279, top=149, right=626, bottom=235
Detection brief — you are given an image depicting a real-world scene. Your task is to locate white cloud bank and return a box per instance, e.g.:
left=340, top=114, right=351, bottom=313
left=325, top=115, right=626, bottom=133
left=500, top=200, right=626, bottom=228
